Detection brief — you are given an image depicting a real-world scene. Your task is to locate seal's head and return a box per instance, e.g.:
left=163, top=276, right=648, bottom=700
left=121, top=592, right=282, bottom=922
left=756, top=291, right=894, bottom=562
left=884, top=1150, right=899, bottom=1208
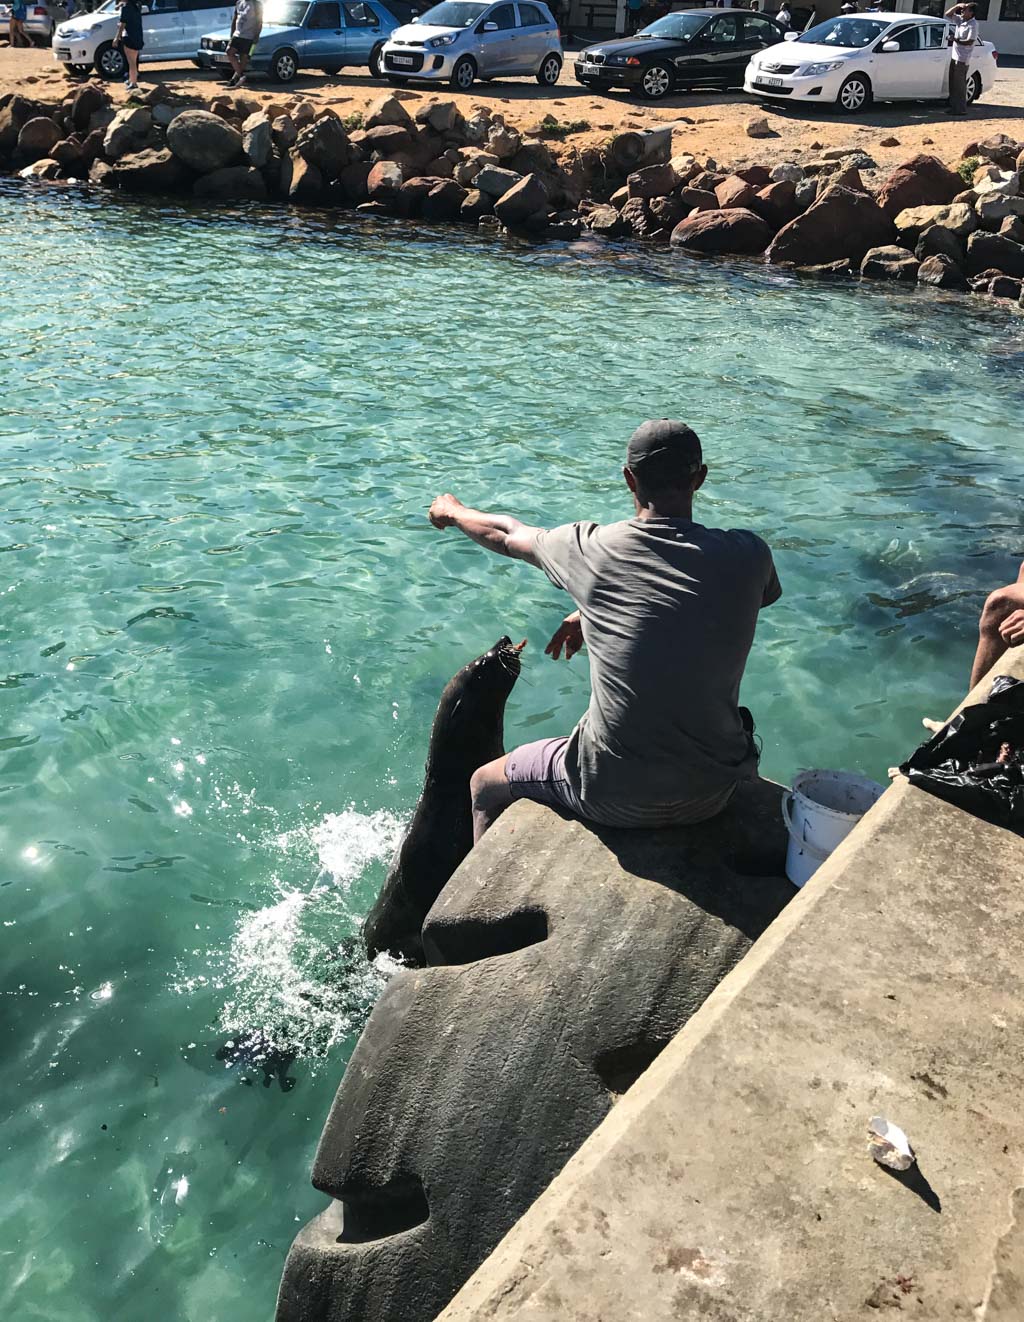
left=428, top=636, right=525, bottom=777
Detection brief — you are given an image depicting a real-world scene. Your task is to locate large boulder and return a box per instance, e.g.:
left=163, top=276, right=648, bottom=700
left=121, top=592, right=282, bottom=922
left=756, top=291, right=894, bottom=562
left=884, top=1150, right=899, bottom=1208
left=876, top=154, right=964, bottom=218
left=626, top=162, right=677, bottom=201
left=242, top=112, right=272, bottom=169
left=670, top=207, right=772, bottom=256
left=917, top=252, right=968, bottom=291
left=493, top=172, right=547, bottom=227
left=585, top=202, right=627, bottom=237
left=102, top=105, right=152, bottom=162
left=749, top=180, right=798, bottom=230
left=0, top=96, right=50, bottom=156
left=111, top=146, right=190, bottom=193
left=281, top=149, right=323, bottom=201
left=474, top=164, right=521, bottom=199
left=416, top=99, right=464, bottom=135
left=1000, top=215, right=1024, bottom=245
left=649, top=193, right=688, bottom=231
left=965, top=229, right=1024, bottom=278
left=194, top=164, right=268, bottom=200
left=894, top=201, right=977, bottom=244
left=486, top=123, right=521, bottom=161
left=714, top=174, right=757, bottom=210
left=366, top=159, right=403, bottom=204
left=364, top=94, right=414, bottom=131
left=508, top=139, right=556, bottom=178
left=767, top=185, right=896, bottom=266
left=860, top=244, right=920, bottom=282
left=278, top=790, right=792, bottom=1322
left=677, top=186, right=718, bottom=214
left=17, top=116, right=62, bottom=162
left=421, top=178, right=468, bottom=222
left=915, top=224, right=965, bottom=265
left=167, top=109, right=242, bottom=173
left=296, top=116, right=355, bottom=179
left=68, top=83, right=109, bottom=134
left=973, top=133, right=1020, bottom=170
left=339, top=160, right=372, bottom=204
left=460, top=188, right=493, bottom=222
left=360, top=122, right=417, bottom=158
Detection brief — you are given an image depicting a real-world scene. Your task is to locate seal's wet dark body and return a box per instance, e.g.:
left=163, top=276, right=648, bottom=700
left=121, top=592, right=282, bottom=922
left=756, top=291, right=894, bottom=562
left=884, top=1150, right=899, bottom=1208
left=363, top=637, right=522, bottom=964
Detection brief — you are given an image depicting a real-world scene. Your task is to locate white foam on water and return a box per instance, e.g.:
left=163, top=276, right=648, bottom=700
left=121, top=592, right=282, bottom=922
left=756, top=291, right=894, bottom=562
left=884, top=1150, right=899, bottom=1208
left=179, top=806, right=407, bottom=1067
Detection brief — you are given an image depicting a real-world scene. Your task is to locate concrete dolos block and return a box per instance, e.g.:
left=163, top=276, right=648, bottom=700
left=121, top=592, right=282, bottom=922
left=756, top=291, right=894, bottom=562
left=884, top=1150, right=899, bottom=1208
left=277, top=781, right=793, bottom=1322
left=440, top=651, right=1024, bottom=1322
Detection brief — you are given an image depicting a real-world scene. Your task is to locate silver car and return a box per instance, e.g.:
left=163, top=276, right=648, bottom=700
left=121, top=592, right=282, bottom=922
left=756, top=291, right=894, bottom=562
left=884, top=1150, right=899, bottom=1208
left=381, top=0, right=562, bottom=90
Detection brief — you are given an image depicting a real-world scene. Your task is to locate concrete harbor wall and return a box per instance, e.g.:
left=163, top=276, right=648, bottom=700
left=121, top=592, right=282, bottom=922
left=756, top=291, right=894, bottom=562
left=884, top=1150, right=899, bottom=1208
left=439, top=648, right=1024, bottom=1321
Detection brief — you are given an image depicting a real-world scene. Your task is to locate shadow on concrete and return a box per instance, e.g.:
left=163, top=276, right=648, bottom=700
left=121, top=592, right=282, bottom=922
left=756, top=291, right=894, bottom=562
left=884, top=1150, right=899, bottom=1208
left=879, top=1161, right=943, bottom=1214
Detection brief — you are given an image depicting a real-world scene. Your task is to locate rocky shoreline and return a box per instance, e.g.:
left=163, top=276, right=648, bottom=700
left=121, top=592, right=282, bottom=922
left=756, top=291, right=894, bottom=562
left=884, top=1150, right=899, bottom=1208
left=3, top=80, right=1024, bottom=308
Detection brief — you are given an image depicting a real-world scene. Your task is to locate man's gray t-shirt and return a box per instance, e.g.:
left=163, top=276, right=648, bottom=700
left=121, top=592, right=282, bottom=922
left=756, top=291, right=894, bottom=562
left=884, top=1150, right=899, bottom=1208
left=533, top=517, right=780, bottom=819
left=234, top=0, right=262, bottom=39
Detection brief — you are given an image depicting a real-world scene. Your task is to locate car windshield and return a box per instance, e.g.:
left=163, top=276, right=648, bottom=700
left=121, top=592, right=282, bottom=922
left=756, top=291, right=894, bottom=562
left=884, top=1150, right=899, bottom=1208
left=265, top=0, right=309, bottom=21
left=636, top=12, right=707, bottom=38
left=418, top=0, right=487, bottom=25
left=797, top=15, right=888, bottom=46
left=95, top=0, right=120, bottom=12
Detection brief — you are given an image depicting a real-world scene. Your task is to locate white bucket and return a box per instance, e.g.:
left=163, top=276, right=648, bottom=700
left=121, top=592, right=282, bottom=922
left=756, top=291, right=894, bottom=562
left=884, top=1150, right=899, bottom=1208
left=782, top=769, right=886, bottom=889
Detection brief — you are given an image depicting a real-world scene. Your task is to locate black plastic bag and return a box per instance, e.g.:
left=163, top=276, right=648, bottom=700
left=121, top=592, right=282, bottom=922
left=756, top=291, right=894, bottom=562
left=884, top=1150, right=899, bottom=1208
left=898, top=675, right=1024, bottom=834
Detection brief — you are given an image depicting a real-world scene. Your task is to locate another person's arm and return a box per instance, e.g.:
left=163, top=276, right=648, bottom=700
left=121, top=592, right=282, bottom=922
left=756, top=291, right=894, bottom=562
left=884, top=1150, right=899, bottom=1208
left=428, top=493, right=543, bottom=566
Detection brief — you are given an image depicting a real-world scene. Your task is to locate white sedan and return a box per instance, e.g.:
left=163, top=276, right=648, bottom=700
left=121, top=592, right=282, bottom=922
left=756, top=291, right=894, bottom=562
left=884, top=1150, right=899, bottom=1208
left=744, top=11, right=996, bottom=113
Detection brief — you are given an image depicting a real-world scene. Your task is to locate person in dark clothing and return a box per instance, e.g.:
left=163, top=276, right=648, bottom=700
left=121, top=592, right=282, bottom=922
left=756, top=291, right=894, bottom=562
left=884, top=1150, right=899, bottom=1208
left=116, top=0, right=144, bottom=89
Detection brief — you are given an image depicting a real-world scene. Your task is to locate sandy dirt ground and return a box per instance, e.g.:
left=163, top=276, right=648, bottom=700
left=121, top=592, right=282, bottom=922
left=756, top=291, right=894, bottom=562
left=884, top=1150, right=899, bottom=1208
left=2, top=43, right=1023, bottom=169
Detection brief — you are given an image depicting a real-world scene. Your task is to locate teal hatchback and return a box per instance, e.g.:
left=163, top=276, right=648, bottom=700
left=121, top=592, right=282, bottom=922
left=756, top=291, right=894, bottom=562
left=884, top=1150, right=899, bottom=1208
left=196, top=0, right=404, bottom=82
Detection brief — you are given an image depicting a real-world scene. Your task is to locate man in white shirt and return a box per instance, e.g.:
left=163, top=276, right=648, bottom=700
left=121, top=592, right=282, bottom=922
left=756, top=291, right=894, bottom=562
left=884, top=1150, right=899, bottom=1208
left=777, top=3, right=791, bottom=28
left=945, top=2, right=979, bottom=115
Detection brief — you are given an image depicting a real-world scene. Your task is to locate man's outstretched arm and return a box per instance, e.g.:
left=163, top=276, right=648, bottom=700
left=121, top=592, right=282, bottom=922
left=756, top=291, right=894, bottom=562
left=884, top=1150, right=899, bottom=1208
left=428, top=493, right=543, bottom=566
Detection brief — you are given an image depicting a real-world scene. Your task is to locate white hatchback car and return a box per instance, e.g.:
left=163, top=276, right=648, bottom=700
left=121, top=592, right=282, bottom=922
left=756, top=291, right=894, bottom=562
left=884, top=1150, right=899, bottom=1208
left=744, top=11, right=996, bottom=113
left=53, top=0, right=234, bottom=78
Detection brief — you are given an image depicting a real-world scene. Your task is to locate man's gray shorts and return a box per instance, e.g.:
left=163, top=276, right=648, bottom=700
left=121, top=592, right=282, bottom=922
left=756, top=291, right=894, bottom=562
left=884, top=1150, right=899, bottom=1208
left=506, top=737, right=584, bottom=818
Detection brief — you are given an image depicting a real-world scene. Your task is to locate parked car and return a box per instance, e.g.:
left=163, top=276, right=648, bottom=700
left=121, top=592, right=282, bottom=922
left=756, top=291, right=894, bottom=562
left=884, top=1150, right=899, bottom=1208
left=53, top=0, right=234, bottom=77
left=2, top=0, right=69, bottom=45
left=380, top=0, right=562, bottom=91
left=574, top=7, right=784, bottom=101
left=744, top=11, right=997, bottom=112
left=196, top=0, right=400, bottom=81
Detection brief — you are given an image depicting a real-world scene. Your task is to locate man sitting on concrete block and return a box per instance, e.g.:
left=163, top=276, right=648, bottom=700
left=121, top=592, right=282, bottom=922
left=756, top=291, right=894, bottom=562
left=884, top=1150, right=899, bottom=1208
left=427, top=419, right=781, bottom=840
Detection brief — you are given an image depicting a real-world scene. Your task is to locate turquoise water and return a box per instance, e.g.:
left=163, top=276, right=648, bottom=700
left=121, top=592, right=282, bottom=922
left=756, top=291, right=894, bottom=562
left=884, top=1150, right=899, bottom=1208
left=1, top=178, right=1022, bottom=1321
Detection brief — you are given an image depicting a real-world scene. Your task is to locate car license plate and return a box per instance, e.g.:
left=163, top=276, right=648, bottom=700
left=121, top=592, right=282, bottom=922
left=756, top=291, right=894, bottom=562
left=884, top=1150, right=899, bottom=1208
left=56, top=46, right=71, bottom=58
left=761, top=76, right=784, bottom=87
left=580, top=62, right=601, bottom=72
left=392, top=54, right=414, bottom=65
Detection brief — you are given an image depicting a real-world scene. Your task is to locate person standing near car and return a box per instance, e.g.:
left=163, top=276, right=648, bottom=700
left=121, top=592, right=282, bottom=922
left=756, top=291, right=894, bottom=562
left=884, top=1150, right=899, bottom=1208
left=226, top=0, right=263, bottom=88
left=8, top=0, right=29, bottom=46
left=115, top=0, right=144, bottom=89
left=776, top=3, right=791, bottom=28
left=945, top=1, right=978, bottom=116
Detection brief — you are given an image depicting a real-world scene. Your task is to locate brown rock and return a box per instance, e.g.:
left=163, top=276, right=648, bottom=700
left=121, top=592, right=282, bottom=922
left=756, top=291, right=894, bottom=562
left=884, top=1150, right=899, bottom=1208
left=493, top=172, right=548, bottom=227
left=876, top=154, right=964, bottom=218
left=626, top=162, right=678, bottom=201
left=422, top=178, right=468, bottom=222
left=166, top=109, right=241, bottom=173
left=193, top=164, right=267, bottom=200
left=649, top=194, right=687, bottom=230
left=366, top=159, right=403, bottom=204
left=364, top=94, right=414, bottom=131
left=88, top=158, right=115, bottom=188
left=975, top=133, right=1020, bottom=170
left=745, top=117, right=775, bottom=139
left=965, top=229, right=1024, bottom=278
left=620, top=197, right=653, bottom=237
left=715, top=175, right=757, bottom=210
left=296, top=116, right=355, bottom=179
left=917, top=253, right=968, bottom=290
left=460, top=188, right=493, bottom=222
left=767, top=185, right=896, bottom=266
left=999, top=215, right=1024, bottom=245
left=17, top=117, right=62, bottom=161
left=112, top=146, right=190, bottom=193
left=272, top=115, right=297, bottom=150
left=735, top=165, right=771, bottom=188
left=69, top=83, right=109, bottom=135
left=281, top=149, right=323, bottom=201
left=670, top=207, right=772, bottom=256
left=860, top=244, right=920, bottom=282
left=987, top=273, right=1022, bottom=299
left=894, top=201, right=977, bottom=244
left=677, top=186, right=717, bottom=214
left=508, top=140, right=556, bottom=177
left=878, top=136, right=900, bottom=148
left=586, top=203, right=627, bottom=237
left=396, top=175, right=437, bottom=216
left=915, top=224, right=965, bottom=265
left=749, top=180, right=798, bottom=230
left=339, top=160, right=372, bottom=204
left=361, top=123, right=416, bottom=157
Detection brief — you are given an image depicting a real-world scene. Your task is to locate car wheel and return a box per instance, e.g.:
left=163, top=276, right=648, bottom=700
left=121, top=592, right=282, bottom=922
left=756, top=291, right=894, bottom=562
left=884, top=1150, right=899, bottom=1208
left=450, top=54, right=475, bottom=90
left=386, top=74, right=408, bottom=85
left=95, top=41, right=126, bottom=80
left=269, top=47, right=298, bottom=82
left=69, top=62, right=92, bottom=75
left=836, top=72, right=870, bottom=113
left=368, top=41, right=384, bottom=78
left=637, top=62, right=673, bottom=100
left=322, top=62, right=342, bottom=75
left=536, top=52, right=561, bottom=86
left=966, top=70, right=981, bottom=104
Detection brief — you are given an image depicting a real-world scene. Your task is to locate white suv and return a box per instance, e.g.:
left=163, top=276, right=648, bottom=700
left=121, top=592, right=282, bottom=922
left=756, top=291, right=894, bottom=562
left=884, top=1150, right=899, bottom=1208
left=53, top=0, right=234, bottom=78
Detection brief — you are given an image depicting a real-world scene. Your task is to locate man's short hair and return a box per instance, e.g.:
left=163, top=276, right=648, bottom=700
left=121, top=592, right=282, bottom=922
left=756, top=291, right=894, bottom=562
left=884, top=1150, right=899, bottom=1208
left=626, top=419, right=703, bottom=492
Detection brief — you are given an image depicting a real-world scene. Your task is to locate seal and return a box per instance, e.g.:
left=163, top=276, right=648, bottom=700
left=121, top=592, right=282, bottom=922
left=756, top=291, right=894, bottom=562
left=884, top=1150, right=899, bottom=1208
left=363, top=636, right=524, bottom=964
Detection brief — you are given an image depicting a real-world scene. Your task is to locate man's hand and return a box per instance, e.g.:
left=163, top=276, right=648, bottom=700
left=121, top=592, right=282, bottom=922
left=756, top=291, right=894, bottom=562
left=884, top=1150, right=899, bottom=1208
left=428, top=493, right=465, bottom=530
left=545, top=610, right=584, bottom=661
left=1000, top=609, right=1024, bottom=647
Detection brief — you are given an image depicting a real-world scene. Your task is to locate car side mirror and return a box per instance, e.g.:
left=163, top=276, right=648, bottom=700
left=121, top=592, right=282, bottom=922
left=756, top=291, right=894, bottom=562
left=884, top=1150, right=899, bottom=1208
left=482, top=19, right=498, bottom=29
left=783, top=29, right=797, bottom=39
left=881, top=38, right=899, bottom=50
left=140, top=4, right=149, bottom=10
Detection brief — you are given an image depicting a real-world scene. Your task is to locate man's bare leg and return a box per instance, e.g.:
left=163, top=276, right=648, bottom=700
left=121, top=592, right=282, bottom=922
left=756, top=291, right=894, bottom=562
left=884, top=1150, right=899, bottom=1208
left=469, top=755, right=515, bottom=844
left=970, top=561, right=1024, bottom=688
